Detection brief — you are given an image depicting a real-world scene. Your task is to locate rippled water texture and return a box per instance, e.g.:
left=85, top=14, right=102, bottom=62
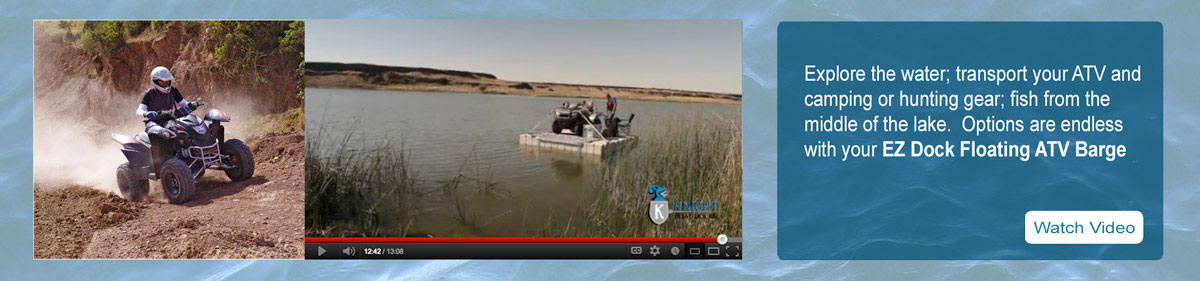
left=2, top=1, right=1198, bottom=280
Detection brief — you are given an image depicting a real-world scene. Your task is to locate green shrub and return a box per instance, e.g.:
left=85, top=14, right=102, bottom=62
left=279, top=21, right=303, bottom=54
left=296, top=60, right=305, bottom=100
left=76, top=21, right=126, bottom=57
left=255, top=76, right=272, bottom=87
left=121, top=21, right=148, bottom=37
left=207, top=21, right=304, bottom=88
left=282, top=22, right=305, bottom=100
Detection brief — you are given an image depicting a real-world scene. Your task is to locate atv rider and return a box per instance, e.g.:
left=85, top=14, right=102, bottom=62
left=135, top=66, right=200, bottom=171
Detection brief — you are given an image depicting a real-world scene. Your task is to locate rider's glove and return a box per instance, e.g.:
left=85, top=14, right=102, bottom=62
left=145, top=111, right=156, bottom=119
left=186, top=101, right=201, bottom=111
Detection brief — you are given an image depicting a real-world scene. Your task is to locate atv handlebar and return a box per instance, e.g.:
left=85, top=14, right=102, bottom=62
left=147, top=100, right=205, bottom=122
left=187, top=101, right=204, bottom=111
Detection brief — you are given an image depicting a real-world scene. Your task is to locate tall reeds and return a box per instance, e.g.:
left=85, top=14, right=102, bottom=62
left=304, top=122, right=416, bottom=237
left=574, top=113, right=743, bottom=237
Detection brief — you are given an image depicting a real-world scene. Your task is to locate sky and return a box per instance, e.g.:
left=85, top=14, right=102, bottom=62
left=307, top=19, right=741, bottom=94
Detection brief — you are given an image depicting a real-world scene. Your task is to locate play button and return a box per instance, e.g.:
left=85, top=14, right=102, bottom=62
left=317, top=246, right=326, bottom=256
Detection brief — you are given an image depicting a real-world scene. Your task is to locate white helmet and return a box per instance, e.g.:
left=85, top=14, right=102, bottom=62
left=150, top=66, right=174, bottom=92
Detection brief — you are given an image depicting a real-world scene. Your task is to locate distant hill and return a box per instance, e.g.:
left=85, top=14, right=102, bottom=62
left=304, top=62, right=740, bottom=104
left=306, top=62, right=497, bottom=80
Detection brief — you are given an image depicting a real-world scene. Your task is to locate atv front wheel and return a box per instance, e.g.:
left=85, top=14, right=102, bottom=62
left=552, top=121, right=564, bottom=134
left=116, top=162, right=148, bottom=202
left=221, top=139, right=255, bottom=182
left=160, top=158, right=196, bottom=204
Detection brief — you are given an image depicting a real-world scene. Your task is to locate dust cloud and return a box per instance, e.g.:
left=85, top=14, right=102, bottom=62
left=33, top=119, right=132, bottom=194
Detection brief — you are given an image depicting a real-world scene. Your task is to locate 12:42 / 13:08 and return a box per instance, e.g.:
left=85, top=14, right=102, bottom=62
left=363, top=247, right=405, bottom=255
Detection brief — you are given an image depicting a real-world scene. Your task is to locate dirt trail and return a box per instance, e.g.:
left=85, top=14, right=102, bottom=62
left=33, top=185, right=147, bottom=259
left=34, top=132, right=305, bottom=259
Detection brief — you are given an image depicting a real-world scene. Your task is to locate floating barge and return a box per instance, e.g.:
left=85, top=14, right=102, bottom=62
left=518, top=131, right=637, bottom=157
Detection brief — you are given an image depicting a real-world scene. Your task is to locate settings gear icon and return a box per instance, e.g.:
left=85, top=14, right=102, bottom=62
left=649, top=245, right=661, bottom=257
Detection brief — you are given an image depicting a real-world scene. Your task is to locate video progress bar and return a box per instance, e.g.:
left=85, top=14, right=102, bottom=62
left=306, top=242, right=742, bottom=259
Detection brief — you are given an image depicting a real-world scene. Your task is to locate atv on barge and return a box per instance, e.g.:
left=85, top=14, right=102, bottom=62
left=519, top=100, right=637, bottom=157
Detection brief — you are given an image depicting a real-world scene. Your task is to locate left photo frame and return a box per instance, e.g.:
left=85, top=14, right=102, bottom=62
left=32, top=20, right=305, bottom=259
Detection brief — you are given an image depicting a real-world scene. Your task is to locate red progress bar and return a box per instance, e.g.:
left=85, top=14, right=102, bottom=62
left=306, top=237, right=718, bottom=243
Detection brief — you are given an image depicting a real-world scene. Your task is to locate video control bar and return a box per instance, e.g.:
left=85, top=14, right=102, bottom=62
left=306, top=241, right=741, bottom=259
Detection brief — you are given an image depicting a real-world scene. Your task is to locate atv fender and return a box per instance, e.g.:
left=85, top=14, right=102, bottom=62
left=112, top=133, right=152, bottom=180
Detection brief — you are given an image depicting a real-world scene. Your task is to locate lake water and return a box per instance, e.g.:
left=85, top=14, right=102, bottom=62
left=307, top=88, right=740, bottom=236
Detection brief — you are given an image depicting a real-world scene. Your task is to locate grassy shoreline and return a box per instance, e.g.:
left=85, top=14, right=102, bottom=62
left=573, top=114, right=743, bottom=237
left=304, top=122, right=416, bottom=237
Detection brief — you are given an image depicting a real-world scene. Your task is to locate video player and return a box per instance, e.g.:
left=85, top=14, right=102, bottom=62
left=303, top=19, right=743, bottom=260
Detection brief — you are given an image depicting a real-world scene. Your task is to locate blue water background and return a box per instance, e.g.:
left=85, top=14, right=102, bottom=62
left=0, top=0, right=1198, bottom=280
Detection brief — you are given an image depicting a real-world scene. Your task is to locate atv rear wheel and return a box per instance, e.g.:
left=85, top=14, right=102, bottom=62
left=221, top=139, right=254, bottom=182
left=116, top=162, right=148, bottom=202
left=160, top=158, right=195, bottom=204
